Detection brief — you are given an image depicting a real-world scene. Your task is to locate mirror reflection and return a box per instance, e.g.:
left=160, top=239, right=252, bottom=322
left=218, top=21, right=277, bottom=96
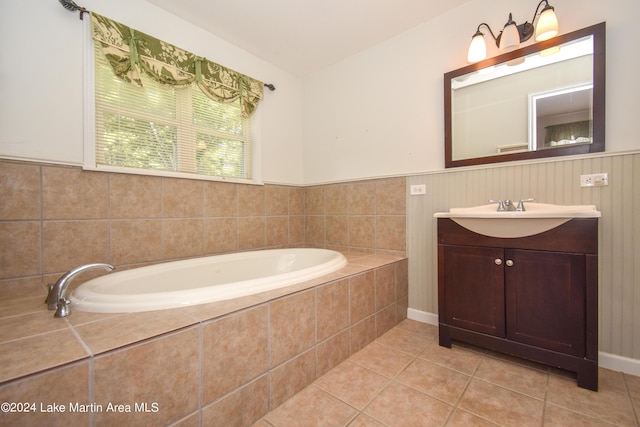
left=444, top=23, right=605, bottom=168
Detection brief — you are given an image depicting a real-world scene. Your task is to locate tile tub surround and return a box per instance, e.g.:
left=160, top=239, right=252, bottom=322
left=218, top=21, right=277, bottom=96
left=0, top=160, right=406, bottom=291
left=0, top=252, right=408, bottom=426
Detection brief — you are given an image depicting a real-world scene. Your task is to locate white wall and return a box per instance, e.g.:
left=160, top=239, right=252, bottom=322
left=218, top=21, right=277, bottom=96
left=0, top=0, right=305, bottom=185
left=302, top=0, right=640, bottom=184
left=3, top=0, right=638, bottom=186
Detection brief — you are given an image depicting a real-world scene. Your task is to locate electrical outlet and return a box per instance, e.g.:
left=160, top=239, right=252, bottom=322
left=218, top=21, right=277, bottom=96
left=410, top=184, right=426, bottom=195
left=580, top=173, right=608, bottom=187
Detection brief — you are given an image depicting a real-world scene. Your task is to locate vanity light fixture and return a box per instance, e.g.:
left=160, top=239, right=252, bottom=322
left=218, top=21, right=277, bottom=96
left=467, top=0, right=559, bottom=63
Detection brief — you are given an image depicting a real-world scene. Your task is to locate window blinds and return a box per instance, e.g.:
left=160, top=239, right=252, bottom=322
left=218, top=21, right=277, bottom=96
left=94, top=43, right=253, bottom=180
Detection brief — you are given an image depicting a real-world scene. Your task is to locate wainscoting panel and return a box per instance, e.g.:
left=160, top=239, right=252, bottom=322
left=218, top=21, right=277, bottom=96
left=407, top=152, right=640, bottom=359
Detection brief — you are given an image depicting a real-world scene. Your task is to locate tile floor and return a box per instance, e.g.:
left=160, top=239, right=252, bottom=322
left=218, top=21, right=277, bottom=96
left=255, top=319, right=640, bottom=427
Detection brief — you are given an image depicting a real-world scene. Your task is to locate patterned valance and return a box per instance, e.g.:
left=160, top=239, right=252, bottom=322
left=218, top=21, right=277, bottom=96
left=90, top=13, right=264, bottom=117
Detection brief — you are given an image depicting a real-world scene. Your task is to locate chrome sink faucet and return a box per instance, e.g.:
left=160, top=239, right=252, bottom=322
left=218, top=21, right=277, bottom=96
left=45, top=263, right=115, bottom=318
left=490, top=198, right=535, bottom=212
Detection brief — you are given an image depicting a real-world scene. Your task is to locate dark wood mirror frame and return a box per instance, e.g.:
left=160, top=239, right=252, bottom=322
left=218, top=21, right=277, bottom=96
left=444, top=22, right=605, bottom=168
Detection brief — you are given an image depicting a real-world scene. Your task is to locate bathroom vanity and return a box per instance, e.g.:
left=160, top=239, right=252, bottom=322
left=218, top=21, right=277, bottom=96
left=435, top=205, right=600, bottom=390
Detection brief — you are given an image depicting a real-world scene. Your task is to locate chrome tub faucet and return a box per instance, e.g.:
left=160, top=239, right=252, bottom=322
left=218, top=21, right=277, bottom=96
left=45, top=263, right=115, bottom=318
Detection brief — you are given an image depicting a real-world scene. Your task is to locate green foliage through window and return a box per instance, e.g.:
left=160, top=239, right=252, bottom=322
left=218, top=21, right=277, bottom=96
left=94, top=43, right=252, bottom=180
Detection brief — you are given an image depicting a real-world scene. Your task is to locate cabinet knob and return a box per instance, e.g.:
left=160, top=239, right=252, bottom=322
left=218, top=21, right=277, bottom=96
left=506, top=260, right=514, bottom=267
left=495, top=259, right=503, bottom=265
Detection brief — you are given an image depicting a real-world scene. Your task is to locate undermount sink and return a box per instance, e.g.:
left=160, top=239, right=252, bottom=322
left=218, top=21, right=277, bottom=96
left=434, top=203, right=601, bottom=238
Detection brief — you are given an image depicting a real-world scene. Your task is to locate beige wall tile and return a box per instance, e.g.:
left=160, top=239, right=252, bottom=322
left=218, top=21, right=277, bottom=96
left=202, top=306, right=269, bottom=403
left=305, top=186, right=324, bottom=215
left=376, top=216, right=406, bottom=251
left=204, top=181, right=237, bottom=217
left=162, top=178, right=203, bottom=218
left=0, top=329, right=89, bottom=383
left=94, top=327, right=200, bottom=426
left=266, top=185, right=289, bottom=215
left=266, top=216, right=289, bottom=247
left=202, top=376, right=269, bottom=427
left=376, top=304, right=398, bottom=337
left=305, top=215, right=325, bottom=244
left=163, top=218, right=204, bottom=259
left=204, top=217, right=238, bottom=254
left=316, top=330, right=350, bottom=377
left=325, top=184, right=349, bottom=215
left=0, top=162, right=40, bottom=220
left=289, top=216, right=305, bottom=245
left=0, top=311, right=68, bottom=343
left=375, top=265, right=396, bottom=310
left=110, top=219, right=163, bottom=265
left=42, top=220, right=109, bottom=274
left=0, top=222, right=40, bottom=279
left=397, top=296, right=409, bottom=322
left=326, top=215, right=348, bottom=246
left=238, top=217, right=265, bottom=250
left=0, top=277, right=44, bottom=302
left=349, top=182, right=376, bottom=215
left=270, top=290, right=316, bottom=366
left=269, top=349, right=316, bottom=409
left=396, top=259, right=409, bottom=299
left=376, top=178, right=406, bottom=215
left=349, top=216, right=375, bottom=248
left=0, top=362, right=90, bottom=427
left=289, top=187, right=305, bottom=215
left=110, top=173, right=162, bottom=219
left=75, top=309, right=195, bottom=355
left=238, top=184, right=265, bottom=216
left=350, top=271, right=375, bottom=324
left=316, top=279, right=349, bottom=341
left=42, top=167, right=108, bottom=220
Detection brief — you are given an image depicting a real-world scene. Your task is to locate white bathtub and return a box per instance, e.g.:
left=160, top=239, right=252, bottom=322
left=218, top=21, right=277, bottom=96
left=70, top=248, right=347, bottom=313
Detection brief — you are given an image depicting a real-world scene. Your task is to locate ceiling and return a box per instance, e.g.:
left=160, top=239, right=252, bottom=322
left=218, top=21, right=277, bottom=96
left=146, top=0, right=471, bottom=76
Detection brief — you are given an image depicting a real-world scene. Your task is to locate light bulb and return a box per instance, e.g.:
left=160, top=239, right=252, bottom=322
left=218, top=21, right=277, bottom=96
left=467, top=32, right=487, bottom=63
left=499, top=22, right=520, bottom=53
left=535, top=6, right=558, bottom=41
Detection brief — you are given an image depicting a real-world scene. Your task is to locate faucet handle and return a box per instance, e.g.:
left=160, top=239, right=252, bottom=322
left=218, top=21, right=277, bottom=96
left=45, top=283, right=57, bottom=310
left=489, top=199, right=505, bottom=211
left=516, top=198, right=536, bottom=211
left=54, top=298, right=71, bottom=318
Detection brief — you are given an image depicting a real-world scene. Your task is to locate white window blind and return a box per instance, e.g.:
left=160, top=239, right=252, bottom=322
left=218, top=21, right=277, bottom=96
left=93, top=43, right=253, bottom=181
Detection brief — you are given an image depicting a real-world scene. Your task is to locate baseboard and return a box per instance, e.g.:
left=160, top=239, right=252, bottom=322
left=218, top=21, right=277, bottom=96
left=599, top=352, right=640, bottom=377
left=406, top=308, right=640, bottom=377
left=407, top=308, right=438, bottom=326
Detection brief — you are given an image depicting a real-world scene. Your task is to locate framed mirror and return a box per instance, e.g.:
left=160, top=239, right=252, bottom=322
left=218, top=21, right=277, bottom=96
left=444, top=23, right=605, bottom=168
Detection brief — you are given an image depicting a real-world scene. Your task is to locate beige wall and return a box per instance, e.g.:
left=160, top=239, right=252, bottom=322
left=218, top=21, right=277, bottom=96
left=407, top=152, right=640, bottom=361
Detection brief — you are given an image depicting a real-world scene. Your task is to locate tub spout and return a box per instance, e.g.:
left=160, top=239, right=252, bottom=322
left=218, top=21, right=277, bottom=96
left=46, top=263, right=115, bottom=317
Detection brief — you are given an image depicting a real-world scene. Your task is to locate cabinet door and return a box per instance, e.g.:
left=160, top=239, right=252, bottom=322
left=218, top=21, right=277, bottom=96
left=443, top=245, right=505, bottom=337
left=505, top=249, right=586, bottom=356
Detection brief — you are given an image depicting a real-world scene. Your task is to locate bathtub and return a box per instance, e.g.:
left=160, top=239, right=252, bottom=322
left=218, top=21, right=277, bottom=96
left=70, top=248, right=347, bottom=313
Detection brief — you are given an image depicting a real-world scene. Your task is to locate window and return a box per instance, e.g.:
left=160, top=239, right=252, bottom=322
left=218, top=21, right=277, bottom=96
left=83, top=14, right=263, bottom=183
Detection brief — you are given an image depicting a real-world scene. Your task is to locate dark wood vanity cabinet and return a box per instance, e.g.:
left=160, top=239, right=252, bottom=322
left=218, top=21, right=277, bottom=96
left=437, top=218, right=599, bottom=390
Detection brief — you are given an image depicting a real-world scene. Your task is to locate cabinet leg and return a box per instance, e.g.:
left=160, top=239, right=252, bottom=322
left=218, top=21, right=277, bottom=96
left=576, top=361, right=598, bottom=391
left=438, top=324, right=452, bottom=348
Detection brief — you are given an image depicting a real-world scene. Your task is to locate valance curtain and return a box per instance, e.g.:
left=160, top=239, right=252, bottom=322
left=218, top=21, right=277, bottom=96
left=544, top=120, right=592, bottom=146
left=90, top=13, right=264, bottom=117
